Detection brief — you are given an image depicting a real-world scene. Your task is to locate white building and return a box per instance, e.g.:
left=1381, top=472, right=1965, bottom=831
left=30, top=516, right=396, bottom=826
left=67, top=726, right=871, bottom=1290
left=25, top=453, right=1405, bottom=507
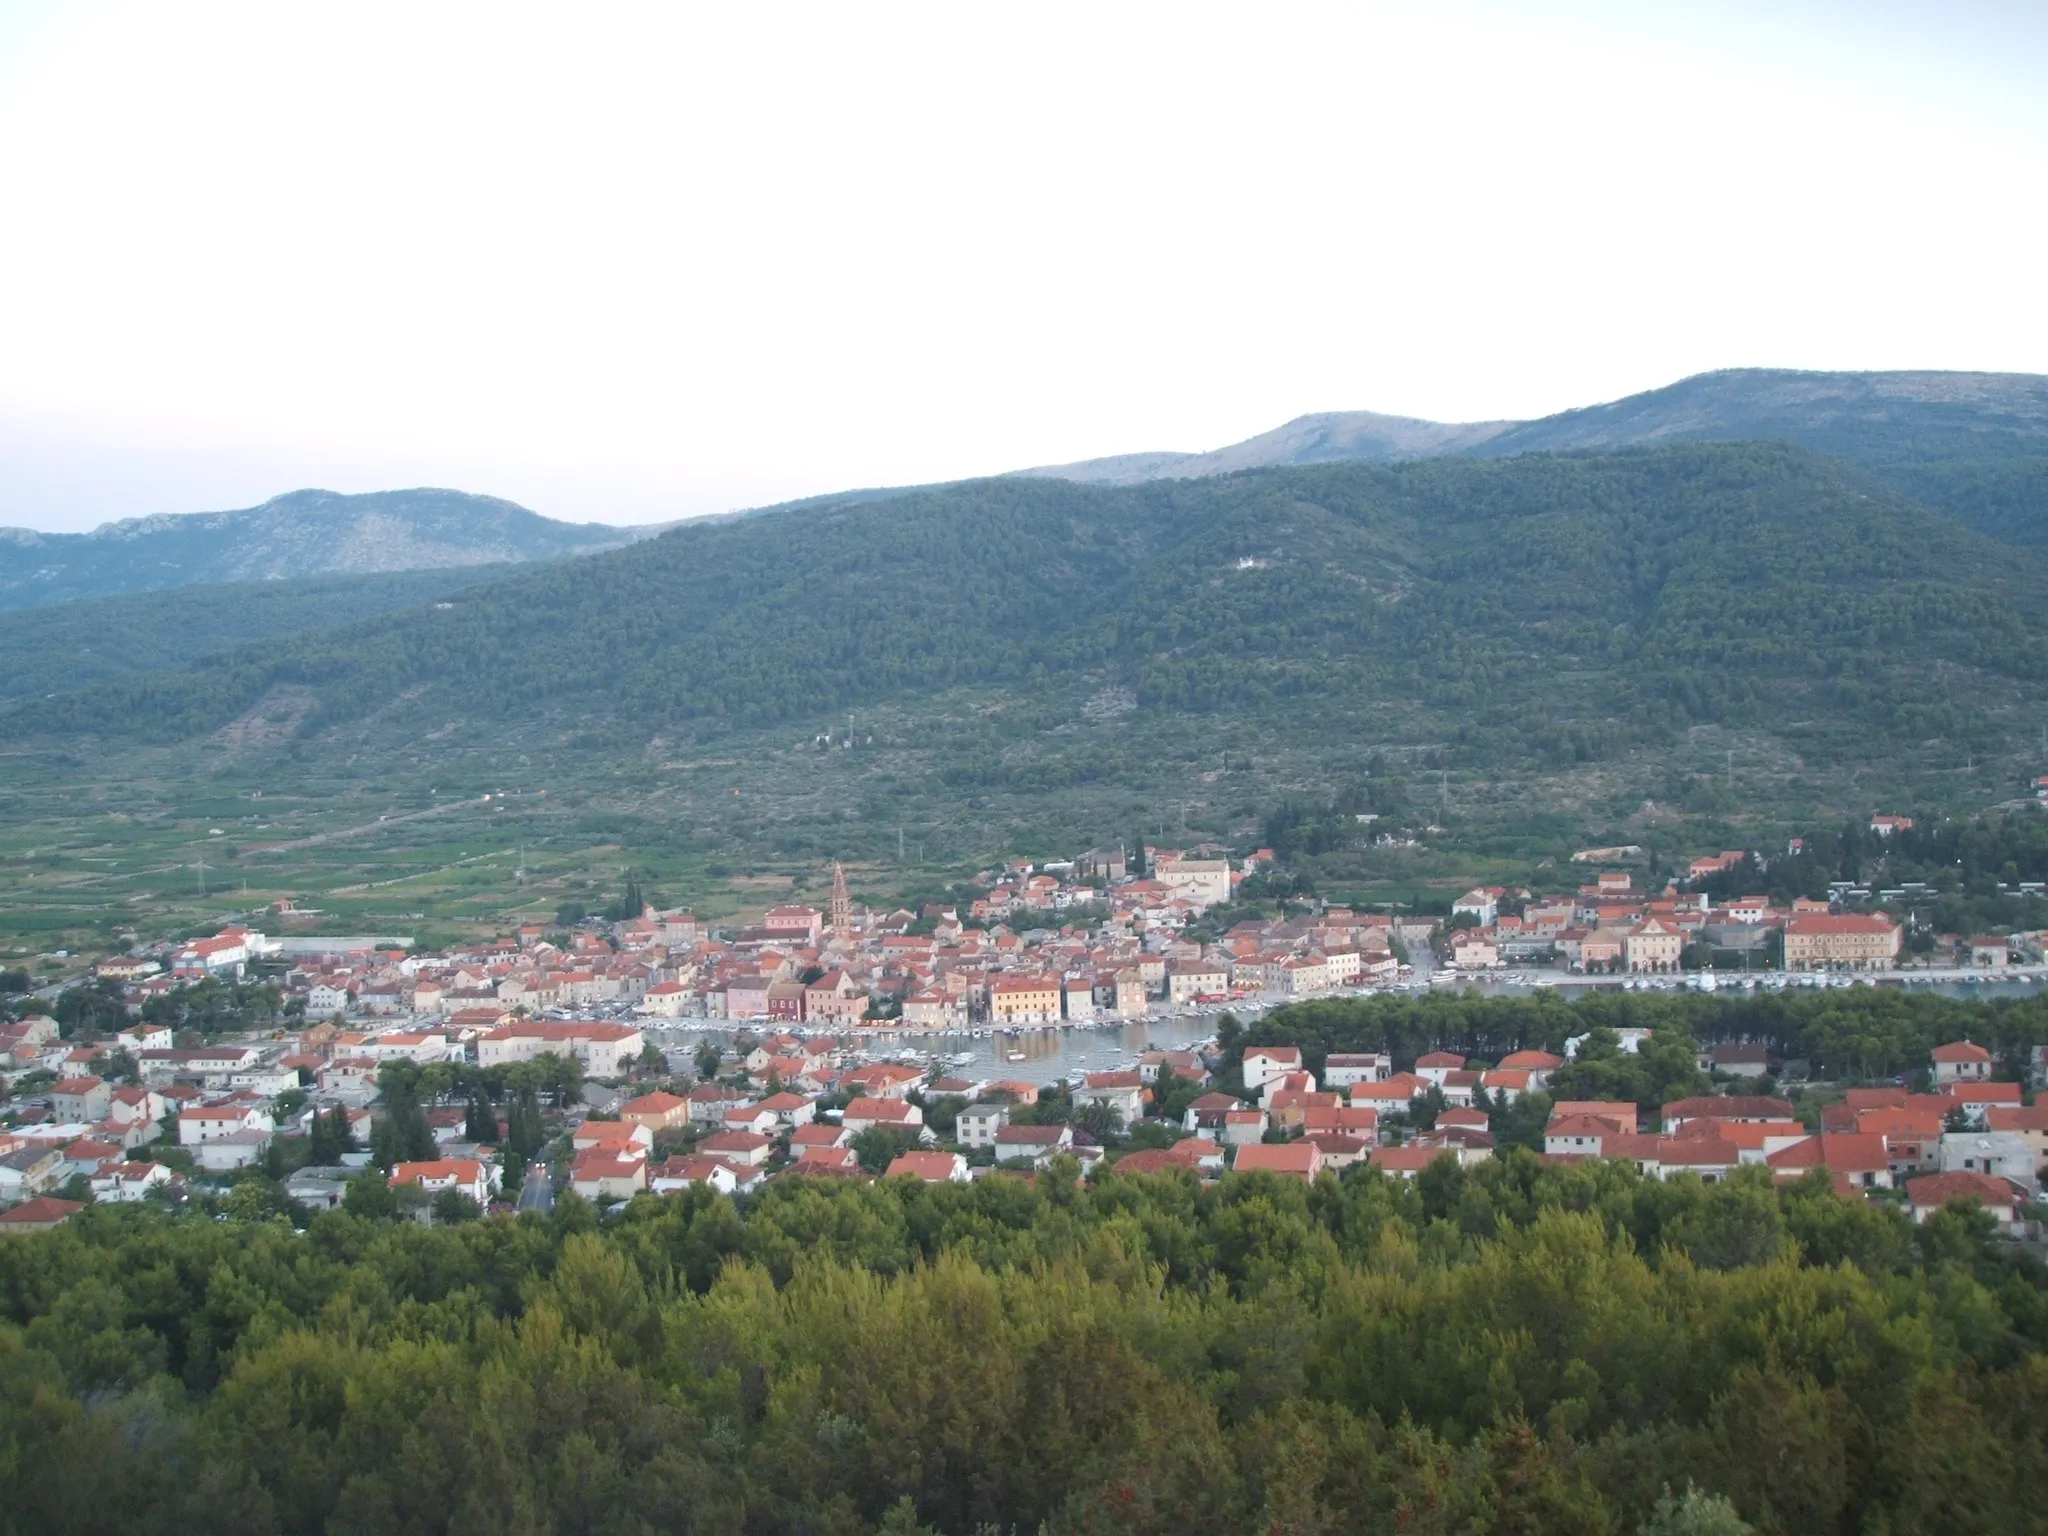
left=476, top=1021, right=645, bottom=1078
left=1241, top=1046, right=1304, bottom=1092
left=956, top=1103, right=1010, bottom=1149
left=1939, top=1131, right=2038, bottom=1185
left=1322, top=1053, right=1392, bottom=1088
left=1153, top=858, right=1232, bottom=910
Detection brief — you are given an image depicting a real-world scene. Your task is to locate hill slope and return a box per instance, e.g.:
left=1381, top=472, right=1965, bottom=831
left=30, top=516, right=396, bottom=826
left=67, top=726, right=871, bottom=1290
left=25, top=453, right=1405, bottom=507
left=0, top=566, right=517, bottom=705
left=0, top=487, right=635, bottom=610
left=18, top=443, right=2047, bottom=785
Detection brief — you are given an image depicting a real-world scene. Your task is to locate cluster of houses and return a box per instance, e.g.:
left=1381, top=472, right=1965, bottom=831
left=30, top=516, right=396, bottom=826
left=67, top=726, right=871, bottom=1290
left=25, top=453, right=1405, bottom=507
left=1442, top=870, right=1909, bottom=973
left=0, top=1006, right=655, bottom=1224
left=1535, top=1039, right=2043, bottom=1226
left=5, top=987, right=2043, bottom=1232
left=0, top=1011, right=186, bottom=1220
left=76, top=848, right=1414, bottom=1038
left=556, top=1041, right=1214, bottom=1196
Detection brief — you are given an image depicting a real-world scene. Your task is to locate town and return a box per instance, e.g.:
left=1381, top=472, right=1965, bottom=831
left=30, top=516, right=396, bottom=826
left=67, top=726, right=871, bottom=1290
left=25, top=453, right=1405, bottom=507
left=5, top=826, right=2045, bottom=1237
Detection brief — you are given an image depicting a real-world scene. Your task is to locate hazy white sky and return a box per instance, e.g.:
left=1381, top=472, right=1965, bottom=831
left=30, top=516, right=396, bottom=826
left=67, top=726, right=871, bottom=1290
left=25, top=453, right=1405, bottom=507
left=1, top=0, right=2044, bottom=530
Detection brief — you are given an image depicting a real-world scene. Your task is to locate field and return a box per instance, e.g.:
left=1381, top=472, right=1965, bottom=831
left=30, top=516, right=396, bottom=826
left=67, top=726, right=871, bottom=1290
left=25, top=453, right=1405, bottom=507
left=2, top=656, right=2030, bottom=965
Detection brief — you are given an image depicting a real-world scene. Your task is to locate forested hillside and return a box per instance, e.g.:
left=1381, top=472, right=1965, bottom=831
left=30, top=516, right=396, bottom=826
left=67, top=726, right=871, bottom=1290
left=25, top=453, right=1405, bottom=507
left=0, top=487, right=632, bottom=609
left=3, top=1147, right=2045, bottom=1534
left=0, top=567, right=512, bottom=704
left=1476, top=369, right=2048, bottom=553
left=15, top=443, right=2048, bottom=783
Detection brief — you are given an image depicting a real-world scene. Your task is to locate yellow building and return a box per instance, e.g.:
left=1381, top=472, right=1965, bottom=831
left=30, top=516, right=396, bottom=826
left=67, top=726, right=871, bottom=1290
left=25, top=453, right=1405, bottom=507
left=1783, top=914, right=1901, bottom=970
left=1624, top=919, right=1684, bottom=974
left=989, top=976, right=1062, bottom=1026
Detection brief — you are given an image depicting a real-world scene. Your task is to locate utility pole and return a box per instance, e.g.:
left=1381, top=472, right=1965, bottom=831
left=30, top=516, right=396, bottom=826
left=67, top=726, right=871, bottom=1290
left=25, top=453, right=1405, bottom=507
left=195, top=859, right=208, bottom=898
left=899, top=827, right=906, bottom=862
left=1727, top=749, right=1734, bottom=790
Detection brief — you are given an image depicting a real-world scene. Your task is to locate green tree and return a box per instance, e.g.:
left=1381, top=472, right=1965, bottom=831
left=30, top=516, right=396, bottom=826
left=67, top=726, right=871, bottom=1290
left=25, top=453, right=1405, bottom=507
left=1639, top=1483, right=1753, bottom=1535
left=431, top=1187, right=482, bottom=1224
left=1070, top=1101, right=1126, bottom=1145
left=851, top=1125, right=910, bottom=1173
left=695, top=1040, right=724, bottom=1081
left=341, top=1166, right=395, bottom=1218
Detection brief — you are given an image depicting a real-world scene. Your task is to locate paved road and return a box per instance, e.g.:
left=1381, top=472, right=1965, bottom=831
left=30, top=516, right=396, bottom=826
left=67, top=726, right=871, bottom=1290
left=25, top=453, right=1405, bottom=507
left=517, top=1173, right=555, bottom=1214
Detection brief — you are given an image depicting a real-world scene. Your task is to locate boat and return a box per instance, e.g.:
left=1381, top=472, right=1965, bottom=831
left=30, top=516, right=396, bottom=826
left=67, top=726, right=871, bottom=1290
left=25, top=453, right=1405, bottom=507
left=1005, top=1050, right=1025, bottom=1062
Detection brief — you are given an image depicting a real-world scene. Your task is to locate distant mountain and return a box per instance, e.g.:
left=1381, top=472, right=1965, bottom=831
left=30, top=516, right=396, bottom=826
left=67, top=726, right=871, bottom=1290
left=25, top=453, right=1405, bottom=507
left=0, top=487, right=638, bottom=610
left=1475, top=368, right=2048, bottom=552
left=1474, top=368, right=2048, bottom=461
left=1019, top=368, right=2048, bottom=552
left=1017, top=411, right=1512, bottom=485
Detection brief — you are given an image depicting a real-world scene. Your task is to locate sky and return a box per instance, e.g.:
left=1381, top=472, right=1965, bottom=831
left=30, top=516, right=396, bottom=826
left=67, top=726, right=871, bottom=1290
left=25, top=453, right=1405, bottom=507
left=1, top=0, right=2044, bottom=531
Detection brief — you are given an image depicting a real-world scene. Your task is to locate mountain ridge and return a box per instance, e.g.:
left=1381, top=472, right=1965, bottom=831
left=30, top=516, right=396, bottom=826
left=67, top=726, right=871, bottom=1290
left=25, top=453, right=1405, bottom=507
left=0, top=486, right=642, bottom=610
left=1016, top=409, right=1514, bottom=485
left=1016, top=367, right=2048, bottom=550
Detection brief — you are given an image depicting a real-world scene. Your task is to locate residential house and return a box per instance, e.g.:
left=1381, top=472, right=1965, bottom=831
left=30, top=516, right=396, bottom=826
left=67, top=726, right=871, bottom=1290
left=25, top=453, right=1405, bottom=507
left=90, top=1161, right=177, bottom=1203
left=619, top=1091, right=690, bottom=1132
left=756, top=1092, right=817, bottom=1129
left=1545, top=1113, right=1628, bottom=1157
left=1232, top=1142, right=1323, bottom=1182
left=841, top=1098, right=924, bottom=1135
left=1074, top=1071, right=1146, bottom=1126
left=1184, top=1092, right=1244, bottom=1135
left=956, top=1103, right=1010, bottom=1149
left=1659, top=1096, right=1795, bottom=1133
left=389, top=1159, right=497, bottom=1206
left=1764, top=1133, right=1893, bottom=1190
left=1969, top=936, right=2013, bottom=968
left=1241, top=1046, right=1304, bottom=1092
left=50, top=1076, right=111, bottom=1122
left=0, top=1197, right=85, bottom=1234
left=1939, top=1131, right=2038, bottom=1184
left=687, top=1083, right=751, bottom=1125
left=1710, top=1044, right=1773, bottom=1079
left=886, top=1150, right=970, bottom=1183
left=570, top=1152, right=649, bottom=1202
left=649, top=1156, right=739, bottom=1196
left=841, top=1063, right=924, bottom=1100
left=1931, top=1040, right=1994, bottom=1085
left=1220, top=1108, right=1268, bottom=1147
left=1945, top=1081, right=2022, bottom=1126
left=572, top=1120, right=654, bottom=1156
left=1323, top=1052, right=1392, bottom=1087
left=179, top=1103, right=274, bottom=1145
left=789, top=1122, right=853, bottom=1153
left=1349, top=1074, right=1428, bottom=1113
left=0, top=1147, right=64, bottom=1205
left=1984, top=1104, right=2048, bottom=1165
left=1367, top=1145, right=1452, bottom=1180
left=1496, top=1050, right=1563, bottom=1089
left=1906, top=1170, right=2022, bottom=1226
left=993, top=1124, right=1073, bottom=1165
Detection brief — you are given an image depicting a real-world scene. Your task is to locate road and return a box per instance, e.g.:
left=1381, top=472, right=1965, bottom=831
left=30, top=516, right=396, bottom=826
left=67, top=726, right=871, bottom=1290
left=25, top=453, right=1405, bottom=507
left=517, top=1172, right=555, bottom=1214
